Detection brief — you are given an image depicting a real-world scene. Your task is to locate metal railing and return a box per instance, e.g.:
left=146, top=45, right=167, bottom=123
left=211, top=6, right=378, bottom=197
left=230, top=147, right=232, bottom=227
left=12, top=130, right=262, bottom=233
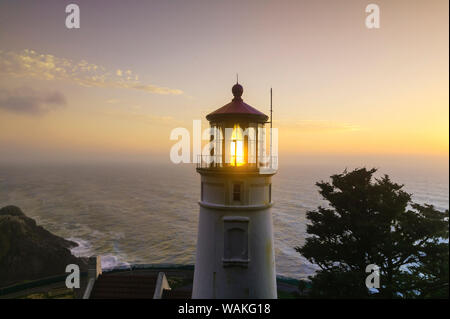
left=196, top=155, right=278, bottom=170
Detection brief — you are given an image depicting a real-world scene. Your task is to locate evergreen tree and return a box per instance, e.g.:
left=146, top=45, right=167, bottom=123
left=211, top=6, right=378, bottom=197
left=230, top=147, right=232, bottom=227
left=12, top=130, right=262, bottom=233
left=296, top=168, right=449, bottom=298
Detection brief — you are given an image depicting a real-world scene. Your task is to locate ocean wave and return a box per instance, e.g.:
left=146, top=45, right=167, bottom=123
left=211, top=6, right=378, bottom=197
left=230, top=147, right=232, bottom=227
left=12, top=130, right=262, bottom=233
left=68, top=237, right=92, bottom=257
left=101, top=255, right=131, bottom=271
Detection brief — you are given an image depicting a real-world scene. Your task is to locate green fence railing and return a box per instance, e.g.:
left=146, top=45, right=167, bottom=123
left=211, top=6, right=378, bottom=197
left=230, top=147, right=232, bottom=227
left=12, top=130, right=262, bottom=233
left=0, top=272, right=88, bottom=296
left=1, top=264, right=305, bottom=297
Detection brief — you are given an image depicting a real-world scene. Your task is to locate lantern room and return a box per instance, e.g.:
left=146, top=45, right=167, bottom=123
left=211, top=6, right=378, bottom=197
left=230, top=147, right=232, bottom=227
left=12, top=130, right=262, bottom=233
left=198, top=83, right=276, bottom=171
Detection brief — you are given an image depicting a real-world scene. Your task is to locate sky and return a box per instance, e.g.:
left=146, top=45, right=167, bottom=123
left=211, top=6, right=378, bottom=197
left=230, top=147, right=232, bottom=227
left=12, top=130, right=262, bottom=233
left=0, top=0, right=448, bottom=169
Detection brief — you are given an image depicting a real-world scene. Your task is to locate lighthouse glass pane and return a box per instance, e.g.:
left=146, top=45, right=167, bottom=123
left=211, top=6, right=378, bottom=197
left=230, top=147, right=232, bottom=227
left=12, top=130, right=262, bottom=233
left=247, top=123, right=257, bottom=164
left=258, top=124, right=267, bottom=167
left=213, top=125, right=222, bottom=164
left=230, top=124, right=244, bottom=166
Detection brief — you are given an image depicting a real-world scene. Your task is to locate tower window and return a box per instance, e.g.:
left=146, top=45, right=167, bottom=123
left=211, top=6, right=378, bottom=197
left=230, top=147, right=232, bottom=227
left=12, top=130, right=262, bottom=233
left=223, top=216, right=249, bottom=267
left=225, top=228, right=246, bottom=258
left=233, top=183, right=241, bottom=201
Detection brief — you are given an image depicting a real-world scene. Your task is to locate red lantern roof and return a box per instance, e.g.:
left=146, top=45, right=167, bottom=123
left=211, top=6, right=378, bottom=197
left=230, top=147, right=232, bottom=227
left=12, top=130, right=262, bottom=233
left=206, top=84, right=268, bottom=123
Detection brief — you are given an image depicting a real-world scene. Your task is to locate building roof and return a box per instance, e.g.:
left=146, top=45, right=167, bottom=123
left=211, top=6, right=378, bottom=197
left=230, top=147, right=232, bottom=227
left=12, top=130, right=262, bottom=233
left=89, top=273, right=157, bottom=299
left=206, top=84, right=269, bottom=123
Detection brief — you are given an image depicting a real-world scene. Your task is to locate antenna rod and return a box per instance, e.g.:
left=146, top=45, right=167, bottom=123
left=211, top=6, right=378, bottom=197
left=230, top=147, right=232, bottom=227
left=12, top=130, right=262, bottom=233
left=270, top=88, right=273, bottom=128
left=270, top=88, right=273, bottom=168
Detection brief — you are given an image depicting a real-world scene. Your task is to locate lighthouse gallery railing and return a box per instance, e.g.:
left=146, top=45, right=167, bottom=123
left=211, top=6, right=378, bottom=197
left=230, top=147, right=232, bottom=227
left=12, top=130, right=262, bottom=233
left=196, top=155, right=278, bottom=170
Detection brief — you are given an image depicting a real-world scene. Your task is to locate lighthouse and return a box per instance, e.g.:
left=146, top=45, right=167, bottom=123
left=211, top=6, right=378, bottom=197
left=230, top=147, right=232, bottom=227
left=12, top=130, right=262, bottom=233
left=192, top=83, right=278, bottom=299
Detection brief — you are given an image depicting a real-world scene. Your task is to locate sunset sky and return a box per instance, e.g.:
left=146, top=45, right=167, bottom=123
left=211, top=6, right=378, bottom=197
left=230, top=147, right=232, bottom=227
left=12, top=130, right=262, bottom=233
left=0, top=0, right=448, bottom=167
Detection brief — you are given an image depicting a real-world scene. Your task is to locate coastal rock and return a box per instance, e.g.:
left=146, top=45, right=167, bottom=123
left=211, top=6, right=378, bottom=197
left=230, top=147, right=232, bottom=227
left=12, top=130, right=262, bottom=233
left=0, top=205, right=87, bottom=287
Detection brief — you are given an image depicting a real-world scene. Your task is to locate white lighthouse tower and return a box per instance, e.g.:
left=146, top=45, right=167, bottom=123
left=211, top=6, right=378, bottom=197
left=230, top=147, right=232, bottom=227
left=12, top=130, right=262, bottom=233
left=192, top=83, right=278, bottom=299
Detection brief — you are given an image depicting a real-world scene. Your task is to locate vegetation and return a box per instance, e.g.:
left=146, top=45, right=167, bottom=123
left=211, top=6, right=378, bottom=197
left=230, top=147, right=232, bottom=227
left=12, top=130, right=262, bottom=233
left=167, top=276, right=192, bottom=289
left=0, top=205, right=87, bottom=287
left=18, top=287, right=76, bottom=299
left=296, top=168, right=449, bottom=298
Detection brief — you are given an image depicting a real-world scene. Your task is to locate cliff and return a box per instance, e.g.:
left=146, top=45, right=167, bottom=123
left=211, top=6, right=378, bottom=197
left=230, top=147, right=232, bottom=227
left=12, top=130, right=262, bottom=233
left=0, top=205, right=87, bottom=287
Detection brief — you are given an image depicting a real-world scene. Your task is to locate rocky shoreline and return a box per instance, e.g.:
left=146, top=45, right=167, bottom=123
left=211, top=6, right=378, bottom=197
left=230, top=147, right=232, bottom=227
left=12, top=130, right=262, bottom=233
left=0, top=205, right=88, bottom=287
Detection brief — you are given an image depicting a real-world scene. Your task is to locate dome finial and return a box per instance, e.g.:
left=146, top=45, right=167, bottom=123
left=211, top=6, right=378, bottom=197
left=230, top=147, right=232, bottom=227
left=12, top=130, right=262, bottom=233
left=232, top=74, right=243, bottom=98
left=232, top=82, right=243, bottom=99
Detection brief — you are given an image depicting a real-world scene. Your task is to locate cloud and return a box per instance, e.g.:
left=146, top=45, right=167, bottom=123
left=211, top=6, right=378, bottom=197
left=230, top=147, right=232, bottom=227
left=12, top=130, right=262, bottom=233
left=0, top=49, right=183, bottom=95
left=280, top=120, right=360, bottom=132
left=132, top=84, right=183, bottom=95
left=106, top=98, right=120, bottom=104
left=102, top=108, right=182, bottom=126
left=0, top=87, right=66, bottom=115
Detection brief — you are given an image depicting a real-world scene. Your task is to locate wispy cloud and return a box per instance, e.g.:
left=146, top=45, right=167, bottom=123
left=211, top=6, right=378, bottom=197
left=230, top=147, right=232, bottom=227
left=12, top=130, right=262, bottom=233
left=0, top=49, right=183, bottom=95
left=0, top=87, right=66, bottom=115
left=280, top=119, right=360, bottom=132
left=102, top=108, right=183, bottom=126
left=106, top=98, right=120, bottom=104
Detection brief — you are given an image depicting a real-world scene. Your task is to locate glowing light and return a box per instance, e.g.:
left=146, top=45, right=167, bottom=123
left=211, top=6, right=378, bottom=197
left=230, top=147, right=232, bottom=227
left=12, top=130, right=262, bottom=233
left=230, top=124, right=244, bottom=166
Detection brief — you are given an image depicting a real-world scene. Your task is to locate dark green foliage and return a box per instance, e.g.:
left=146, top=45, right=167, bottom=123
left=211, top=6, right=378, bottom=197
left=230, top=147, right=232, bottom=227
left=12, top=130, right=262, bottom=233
left=296, top=168, right=449, bottom=298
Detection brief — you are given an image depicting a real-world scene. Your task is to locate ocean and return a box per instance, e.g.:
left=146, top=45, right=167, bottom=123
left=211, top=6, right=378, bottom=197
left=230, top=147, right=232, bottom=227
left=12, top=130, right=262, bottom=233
left=0, top=161, right=448, bottom=279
